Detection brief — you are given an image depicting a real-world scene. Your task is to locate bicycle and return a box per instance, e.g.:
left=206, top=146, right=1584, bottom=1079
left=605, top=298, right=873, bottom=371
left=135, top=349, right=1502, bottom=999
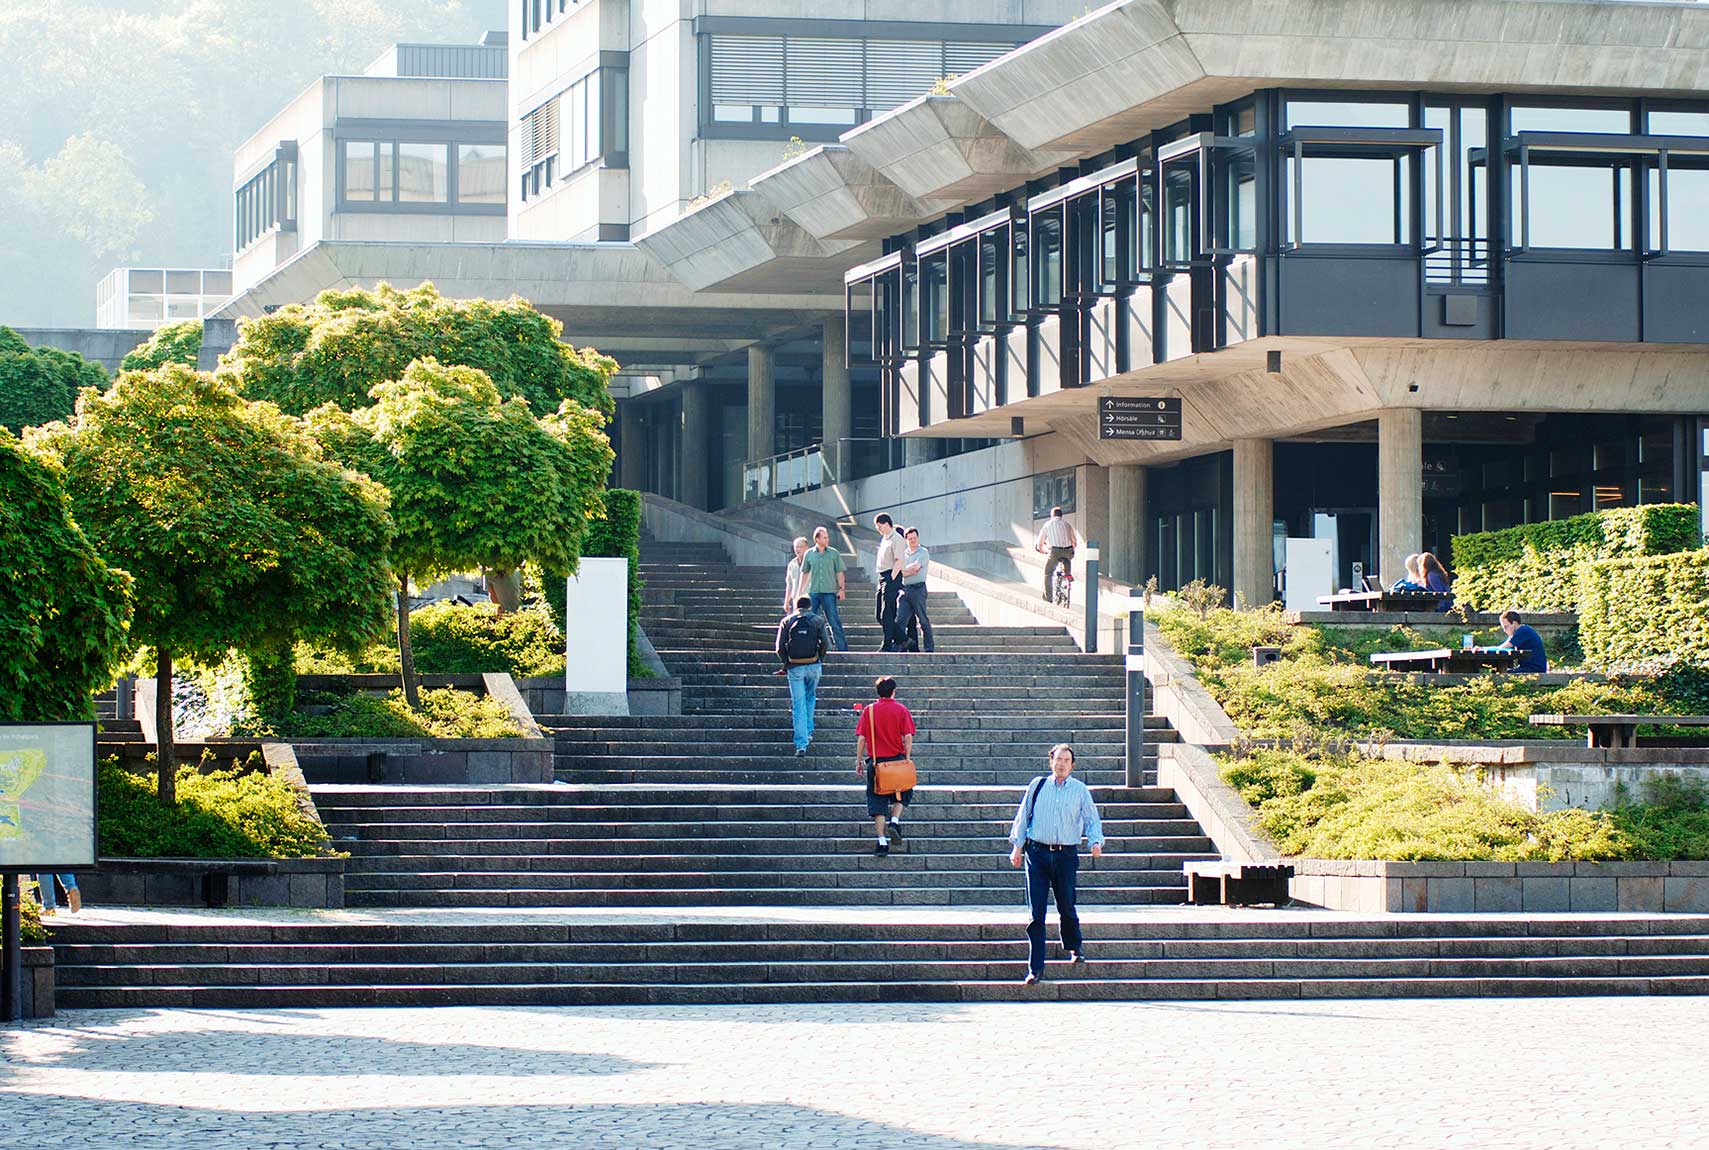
left=1051, top=566, right=1074, bottom=609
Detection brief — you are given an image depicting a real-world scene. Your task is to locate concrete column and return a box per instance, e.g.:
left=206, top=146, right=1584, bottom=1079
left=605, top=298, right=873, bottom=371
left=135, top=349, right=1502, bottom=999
left=1107, top=464, right=1148, bottom=586
left=1232, top=438, right=1275, bottom=608
left=1378, top=407, right=1424, bottom=588
left=747, top=344, right=775, bottom=463
left=1079, top=464, right=1110, bottom=563
left=679, top=381, right=709, bottom=510
left=820, top=315, right=851, bottom=484
left=618, top=402, right=645, bottom=491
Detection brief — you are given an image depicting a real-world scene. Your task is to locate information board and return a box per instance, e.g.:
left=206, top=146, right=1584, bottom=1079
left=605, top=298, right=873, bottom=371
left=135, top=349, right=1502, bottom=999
left=1099, top=396, right=1183, bottom=441
left=0, top=724, right=96, bottom=871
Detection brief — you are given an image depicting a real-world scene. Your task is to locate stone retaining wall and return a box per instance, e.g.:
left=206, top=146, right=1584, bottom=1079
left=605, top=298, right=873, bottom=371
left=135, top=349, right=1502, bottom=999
left=20, top=946, right=54, bottom=1019
left=1376, top=742, right=1709, bottom=811
left=76, top=856, right=346, bottom=910
left=1291, top=859, right=1709, bottom=914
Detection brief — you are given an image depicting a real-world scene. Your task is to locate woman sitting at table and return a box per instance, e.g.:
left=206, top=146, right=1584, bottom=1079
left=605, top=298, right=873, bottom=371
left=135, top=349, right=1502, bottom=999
left=1419, top=552, right=1453, bottom=612
left=1390, top=553, right=1426, bottom=592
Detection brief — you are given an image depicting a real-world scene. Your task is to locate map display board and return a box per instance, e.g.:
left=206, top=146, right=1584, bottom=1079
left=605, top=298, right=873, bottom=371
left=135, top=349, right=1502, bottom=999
left=0, top=724, right=96, bottom=870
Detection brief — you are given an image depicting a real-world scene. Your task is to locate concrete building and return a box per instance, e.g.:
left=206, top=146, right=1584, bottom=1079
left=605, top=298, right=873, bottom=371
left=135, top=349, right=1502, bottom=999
left=212, top=0, right=1709, bottom=606
left=231, top=31, right=511, bottom=295
left=94, top=268, right=233, bottom=331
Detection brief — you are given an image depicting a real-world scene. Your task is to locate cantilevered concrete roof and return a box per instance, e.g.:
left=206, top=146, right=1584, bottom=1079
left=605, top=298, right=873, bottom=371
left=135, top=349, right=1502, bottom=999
left=639, top=0, right=1709, bottom=293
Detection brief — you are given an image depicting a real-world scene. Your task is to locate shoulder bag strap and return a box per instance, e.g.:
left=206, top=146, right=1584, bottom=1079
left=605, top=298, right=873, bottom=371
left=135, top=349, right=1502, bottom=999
left=1021, top=774, right=1048, bottom=840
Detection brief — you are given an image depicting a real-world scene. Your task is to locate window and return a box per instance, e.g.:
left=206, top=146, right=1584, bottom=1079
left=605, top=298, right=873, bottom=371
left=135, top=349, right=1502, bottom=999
left=519, top=67, right=625, bottom=199
left=1031, top=210, right=1063, bottom=309
left=1649, top=109, right=1709, bottom=136
left=1511, top=105, right=1632, bottom=134
left=341, top=138, right=505, bottom=210
left=1423, top=103, right=1490, bottom=285
left=920, top=253, right=949, bottom=347
left=1285, top=98, right=1409, bottom=130
left=1011, top=223, right=1031, bottom=315
left=703, top=31, right=1023, bottom=134
left=1510, top=145, right=1636, bottom=251
left=1290, top=152, right=1412, bottom=245
left=977, top=229, right=1006, bottom=330
left=1162, top=159, right=1198, bottom=266
left=1650, top=155, right=1709, bottom=252
left=397, top=143, right=449, bottom=203
left=458, top=144, right=505, bottom=204
left=235, top=143, right=298, bottom=251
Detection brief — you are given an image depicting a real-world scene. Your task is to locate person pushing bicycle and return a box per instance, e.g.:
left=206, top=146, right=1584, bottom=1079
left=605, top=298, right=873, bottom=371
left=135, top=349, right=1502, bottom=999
left=1035, top=506, right=1078, bottom=604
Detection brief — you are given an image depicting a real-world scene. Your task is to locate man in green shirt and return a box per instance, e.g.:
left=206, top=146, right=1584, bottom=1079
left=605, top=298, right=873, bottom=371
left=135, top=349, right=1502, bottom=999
left=795, top=526, right=848, bottom=652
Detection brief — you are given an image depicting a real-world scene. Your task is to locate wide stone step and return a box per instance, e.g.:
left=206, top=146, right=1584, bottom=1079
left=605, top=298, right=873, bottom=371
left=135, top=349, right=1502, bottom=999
left=335, top=887, right=1190, bottom=909
left=321, top=817, right=1196, bottom=839
left=538, top=715, right=1140, bottom=731
left=338, top=841, right=1217, bottom=867
left=340, top=864, right=1200, bottom=892
left=309, top=785, right=1180, bottom=805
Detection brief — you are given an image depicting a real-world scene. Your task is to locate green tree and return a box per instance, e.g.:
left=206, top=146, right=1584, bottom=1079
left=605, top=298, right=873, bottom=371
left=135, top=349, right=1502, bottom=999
left=221, top=282, right=617, bottom=418
left=0, top=430, right=133, bottom=721
left=0, top=326, right=108, bottom=433
left=33, top=364, right=395, bottom=801
left=308, top=358, right=613, bottom=706
left=120, top=319, right=203, bottom=372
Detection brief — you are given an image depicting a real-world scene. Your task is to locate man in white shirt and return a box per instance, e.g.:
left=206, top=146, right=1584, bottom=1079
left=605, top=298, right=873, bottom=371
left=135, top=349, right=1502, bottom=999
left=1035, top=506, right=1078, bottom=603
left=873, top=514, right=907, bottom=652
left=783, top=536, right=809, bottom=613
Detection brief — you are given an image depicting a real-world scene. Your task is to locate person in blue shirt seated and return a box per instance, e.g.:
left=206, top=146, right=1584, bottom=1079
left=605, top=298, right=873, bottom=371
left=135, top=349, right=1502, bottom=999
left=1419, top=552, right=1454, bottom=612
left=1390, top=553, right=1426, bottom=592
left=1499, top=609, right=1548, bottom=673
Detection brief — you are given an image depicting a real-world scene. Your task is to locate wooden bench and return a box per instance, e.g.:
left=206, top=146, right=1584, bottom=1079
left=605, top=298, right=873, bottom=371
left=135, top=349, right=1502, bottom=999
left=1370, top=647, right=1523, bottom=674
left=1184, top=861, right=1295, bottom=907
left=1529, top=714, right=1709, bottom=749
left=1318, top=590, right=1451, bottom=613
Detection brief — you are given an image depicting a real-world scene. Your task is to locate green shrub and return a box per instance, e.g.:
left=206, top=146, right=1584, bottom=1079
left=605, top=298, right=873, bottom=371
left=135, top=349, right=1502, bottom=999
left=0, top=327, right=108, bottom=432
left=408, top=601, right=565, bottom=678
left=1220, top=749, right=1709, bottom=862
left=120, top=319, right=202, bottom=372
left=543, top=487, right=649, bottom=677
left=18, top=884, right=46, bottom=943
left=1157, top=604, right=1679, bottom=741
left=98, top=756, right=331, bottom=859
left=242, top=643, right=298, bottom=729
left=1578, top=548, right=1709, bottom=671
left=1450, top=503, right=1700, bottom=612
left=280, top=687, right=521, bottom=739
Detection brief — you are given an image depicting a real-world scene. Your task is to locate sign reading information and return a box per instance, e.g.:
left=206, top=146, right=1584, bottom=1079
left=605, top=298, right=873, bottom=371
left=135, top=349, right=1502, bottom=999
left=1099, top=396, right=1182, bottom=441
left=0, top=724, right=96, bottom=870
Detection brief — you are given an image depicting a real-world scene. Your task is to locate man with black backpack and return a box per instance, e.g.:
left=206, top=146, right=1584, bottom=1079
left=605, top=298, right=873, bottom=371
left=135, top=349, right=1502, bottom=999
left=776, top=595, right=832, bottom=756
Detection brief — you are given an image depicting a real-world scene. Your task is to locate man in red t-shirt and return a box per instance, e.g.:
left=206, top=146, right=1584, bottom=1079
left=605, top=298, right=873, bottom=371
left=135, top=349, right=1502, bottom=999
left=855, top=676, right=916, bottom=858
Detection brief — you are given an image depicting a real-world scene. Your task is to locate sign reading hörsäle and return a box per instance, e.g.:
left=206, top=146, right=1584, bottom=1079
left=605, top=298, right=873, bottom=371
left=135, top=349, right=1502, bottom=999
left=0, top=724, right=96, bottom=870
left=1099, top=396, right=1182, bottom=441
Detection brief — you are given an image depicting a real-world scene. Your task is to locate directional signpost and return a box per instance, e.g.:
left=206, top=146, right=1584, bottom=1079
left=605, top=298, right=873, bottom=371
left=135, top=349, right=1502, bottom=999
left=1099, top=396, right=1182, bottom=442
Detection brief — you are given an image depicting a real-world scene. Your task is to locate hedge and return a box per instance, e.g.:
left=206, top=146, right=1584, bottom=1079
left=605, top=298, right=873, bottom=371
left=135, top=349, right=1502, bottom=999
left=0, top=326, right=109, bottom=432
left=1450, top=503, right=1700, bottom=613
left=545, top=487, right=646, bottom=676
left=410, top=600, right=565, bottom=678
left=120, top=319, right=203, bottom=372
left=1578, top=548, right=1709, bottom=671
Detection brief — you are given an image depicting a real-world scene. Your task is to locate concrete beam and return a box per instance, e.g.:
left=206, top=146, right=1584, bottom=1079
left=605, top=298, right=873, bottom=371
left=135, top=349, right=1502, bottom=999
left=633, top=189, right=864, bottom=295
left=842, top=95, right=1076, bottom=204
left=750, top=145, right=940, bottom=242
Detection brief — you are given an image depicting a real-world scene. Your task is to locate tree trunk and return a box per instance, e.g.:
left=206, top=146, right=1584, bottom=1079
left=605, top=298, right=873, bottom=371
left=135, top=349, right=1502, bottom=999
left=155, top=647, right=177, bottom=806
left=397, top=574, right=422, bottom=709
left=487, top=567, right=521, bottom=614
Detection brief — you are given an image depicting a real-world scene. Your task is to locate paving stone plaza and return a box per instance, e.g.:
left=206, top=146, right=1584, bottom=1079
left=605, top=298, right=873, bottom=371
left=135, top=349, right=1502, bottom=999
left=4, top=996, right=1705, bottom=1150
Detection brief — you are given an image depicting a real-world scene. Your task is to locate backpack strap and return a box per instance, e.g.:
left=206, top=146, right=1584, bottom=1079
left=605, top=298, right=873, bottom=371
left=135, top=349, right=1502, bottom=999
left=1020, top=774, right=1048, bottom=843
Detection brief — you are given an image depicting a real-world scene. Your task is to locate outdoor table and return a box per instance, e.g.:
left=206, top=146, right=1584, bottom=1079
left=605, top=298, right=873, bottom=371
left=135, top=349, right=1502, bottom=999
left=1369, top=647, right=1523, bottom=674
left=1317, top=590, right=1452, bottom=613
left=1528, top=713, right=1709, bottom=749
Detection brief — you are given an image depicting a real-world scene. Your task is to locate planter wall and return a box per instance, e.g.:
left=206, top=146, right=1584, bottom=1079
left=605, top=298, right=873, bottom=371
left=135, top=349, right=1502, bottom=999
left=15, top=946, right=54, bottom=1019
left=289, top=737, right=552, bottom=785
left=76, top=856, right=346, bottom=909
left=1291, top=859, right=1709, bottom=914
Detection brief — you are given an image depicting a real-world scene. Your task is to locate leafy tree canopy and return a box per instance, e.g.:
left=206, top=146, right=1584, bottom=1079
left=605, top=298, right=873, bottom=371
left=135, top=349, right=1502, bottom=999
left=221, top=282, right=617, bottom=419
left=0, top=326, right=108, bottom=433
left=0, top=429, right=133, bottom=721
left=121, top=318, right=203, bottom=372
left=35, top=364, right=396, bottom=662
left=308, top=357, right=614, bottom=583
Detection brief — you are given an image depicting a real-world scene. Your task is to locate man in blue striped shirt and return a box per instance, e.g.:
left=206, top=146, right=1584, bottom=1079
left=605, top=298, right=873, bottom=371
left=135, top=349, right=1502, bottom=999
left=1008, top=744, right=1105, bottom=985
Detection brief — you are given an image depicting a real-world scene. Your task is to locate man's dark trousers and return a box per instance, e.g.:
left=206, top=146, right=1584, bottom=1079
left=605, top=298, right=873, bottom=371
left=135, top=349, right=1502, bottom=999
left=876, top=572, right=902, bottom=651
left=1024, top=841, right=1082, bottom=976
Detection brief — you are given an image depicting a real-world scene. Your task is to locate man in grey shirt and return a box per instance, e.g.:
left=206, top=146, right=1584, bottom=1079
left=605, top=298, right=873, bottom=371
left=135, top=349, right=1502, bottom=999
left=893, top=526, right=935, bottom=653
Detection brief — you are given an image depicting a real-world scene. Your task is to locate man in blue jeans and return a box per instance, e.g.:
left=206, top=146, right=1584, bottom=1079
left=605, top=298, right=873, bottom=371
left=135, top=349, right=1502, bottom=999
left=775, top=596, right=831, bottom=755
left=1008, top=744, right=1104, bottom=985
left=796, top=526, right=849, bottom=652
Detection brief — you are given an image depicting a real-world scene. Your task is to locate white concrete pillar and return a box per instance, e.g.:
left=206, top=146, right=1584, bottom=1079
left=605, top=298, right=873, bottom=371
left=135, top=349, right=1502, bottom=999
left=680, top=381, right=709, bottom=509
left=747, top=344, right=775, bottom=463
left=821, top=314, right=851, bottom=483
left=1379, top=408, right=1424, bottom=588
left=564, top=557, right=630, bottom=715
left=1232, top=438, right=1275, bottom=608
left=1107, top=464, right=1148, bottom=586
left=618, top=403, right=645, bottom=491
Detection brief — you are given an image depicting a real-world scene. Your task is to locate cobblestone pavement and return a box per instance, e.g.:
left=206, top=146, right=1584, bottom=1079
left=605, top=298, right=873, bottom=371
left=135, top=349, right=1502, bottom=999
left=3, top=998, right=1704, bottom=1149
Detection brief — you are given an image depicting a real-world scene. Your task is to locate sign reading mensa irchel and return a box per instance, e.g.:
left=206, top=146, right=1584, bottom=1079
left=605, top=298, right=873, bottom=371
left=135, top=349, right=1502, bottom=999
left=0, top=724, right=96, bottom=871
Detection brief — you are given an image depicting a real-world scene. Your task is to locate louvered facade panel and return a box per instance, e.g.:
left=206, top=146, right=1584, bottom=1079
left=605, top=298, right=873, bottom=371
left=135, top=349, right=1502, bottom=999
left=709, top=35, right=786, bottom=106
left=785, top=38, right=864, bottom=109
left=943, top=41, right=1013, bottom=76
left=863, top=40, right=948, bottom=112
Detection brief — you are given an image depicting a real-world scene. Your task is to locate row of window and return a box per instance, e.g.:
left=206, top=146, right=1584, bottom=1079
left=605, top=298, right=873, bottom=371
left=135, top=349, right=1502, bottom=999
left=850, top=93, right=1709, bottom=359
left=342, top=140, right=506, bottom=207
left=520, top=0, right=585, bottom=40
left=705, top=32, right=1019, bottom=132
left=235, top=145, right=297, bottom=251
left=519, top=68, right=628, bottom=201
